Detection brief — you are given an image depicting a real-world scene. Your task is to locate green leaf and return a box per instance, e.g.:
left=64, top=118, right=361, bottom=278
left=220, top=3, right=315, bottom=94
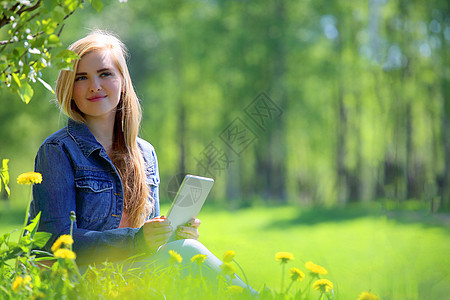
left=11, top=73, right=21, bottom=87
left=55, top=49, right=80, bottom=61
left=0, top=159, right=10, bottom=197
left=18, top=81, right=34, bottom=104
left=64, top=0, right=81, bottom=12
left=32, top=232, right=52, bottom=248
left=42, top=19, right=58, bottom=34
left=90, top=0, right=104, bottom=12
left=24, top=212, right=41, bottom=236
left=37, top=77, right=55, bottom=94
left=47, top=34, right=61, bottom=46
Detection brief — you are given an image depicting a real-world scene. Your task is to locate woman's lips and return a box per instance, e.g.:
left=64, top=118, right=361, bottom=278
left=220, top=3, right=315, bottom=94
left=87, top=95, right=106, bottom=102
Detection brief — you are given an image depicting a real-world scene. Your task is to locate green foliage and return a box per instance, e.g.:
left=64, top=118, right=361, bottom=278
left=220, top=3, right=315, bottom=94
left=0, top=159, right=10, bottom=197
left=0, top=0, right=84, bottom=103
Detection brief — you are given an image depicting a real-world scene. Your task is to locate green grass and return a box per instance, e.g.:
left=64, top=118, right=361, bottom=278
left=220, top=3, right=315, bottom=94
left=2, top=202, right=449, bottom=299
left=196, top=204, right=450, bottom=300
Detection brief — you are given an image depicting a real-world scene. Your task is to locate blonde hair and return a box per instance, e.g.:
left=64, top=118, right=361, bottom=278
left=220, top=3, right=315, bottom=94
left=56, top=30, right=152, bottom=228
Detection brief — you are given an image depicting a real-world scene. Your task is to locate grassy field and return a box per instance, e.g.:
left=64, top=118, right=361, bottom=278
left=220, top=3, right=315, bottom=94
left=1, top=202, right=449, bottom=299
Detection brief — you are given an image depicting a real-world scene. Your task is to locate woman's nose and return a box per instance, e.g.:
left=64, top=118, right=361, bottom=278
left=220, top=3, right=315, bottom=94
left=89, top=78, right=102, bottom=92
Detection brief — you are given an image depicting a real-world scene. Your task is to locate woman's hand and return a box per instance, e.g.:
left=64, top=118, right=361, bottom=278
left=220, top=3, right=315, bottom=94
left=175, top=218, right=201, bottom=240
left=142, top=216, right=172, bottom=253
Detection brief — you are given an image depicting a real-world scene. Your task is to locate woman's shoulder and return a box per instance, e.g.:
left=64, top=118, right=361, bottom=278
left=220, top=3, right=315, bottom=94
left=137, top=137, right=156, bottom=156
left=39, top=126, right=70, bottom=148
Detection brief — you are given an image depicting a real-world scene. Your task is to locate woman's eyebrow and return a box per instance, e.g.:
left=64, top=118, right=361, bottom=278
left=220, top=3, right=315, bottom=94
left=75, top=68, right=112, bottom=76
left=97, top=68, right=112, bottom=73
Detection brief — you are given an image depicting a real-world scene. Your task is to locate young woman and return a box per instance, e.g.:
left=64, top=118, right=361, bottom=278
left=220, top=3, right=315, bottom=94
left=29, top=31, right=252, bottom=291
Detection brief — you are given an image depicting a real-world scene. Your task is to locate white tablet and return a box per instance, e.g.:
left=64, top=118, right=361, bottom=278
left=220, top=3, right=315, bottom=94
left=166, top=174, right=214, bottom=241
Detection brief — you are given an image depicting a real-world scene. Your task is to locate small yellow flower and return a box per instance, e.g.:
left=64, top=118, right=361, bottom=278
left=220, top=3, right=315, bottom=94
left=17, top=172, right=42, bottom=185
left=51, top=234, right=74, bottom=252
left=313, top=279, right=333, bottom=293
left=12, top=276, right=24, bottom=292
left=275, top=252, right=294, bottom=264
left=305, top=261, right=328, bottom=275
left=289, top=267, right=305, bottom=282
left=169, top=250, right=183, bottom=264
left=54, top=248, right=77, bottom=260
left=223, top=250, right=236, bottom=263
left=191, top=254, right=207, bottom=264
left=227, top=285, right=244, bottom=294
left=358, top=291, right=379, bottom=300
left=221, top=262, right=236, bottom=277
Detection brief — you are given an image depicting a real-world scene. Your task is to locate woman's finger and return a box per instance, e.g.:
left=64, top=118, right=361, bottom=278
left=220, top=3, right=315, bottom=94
left=176, top=226, right=199, bottom=240
left=186, top=218, right=201, bottom=229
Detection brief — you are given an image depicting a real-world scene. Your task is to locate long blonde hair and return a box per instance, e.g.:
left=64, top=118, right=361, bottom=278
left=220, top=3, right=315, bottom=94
left=56, top=30, right=152, bottom=228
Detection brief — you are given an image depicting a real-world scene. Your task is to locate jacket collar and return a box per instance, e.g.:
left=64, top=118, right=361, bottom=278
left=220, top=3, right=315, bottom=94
left=67, top=118, right=103, bottom=158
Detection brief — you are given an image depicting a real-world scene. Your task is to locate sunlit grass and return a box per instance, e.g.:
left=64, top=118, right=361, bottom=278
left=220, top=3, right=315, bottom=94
left=1, top=202, right=449, bottom=299
left=197, top=204, right=450, bottom=299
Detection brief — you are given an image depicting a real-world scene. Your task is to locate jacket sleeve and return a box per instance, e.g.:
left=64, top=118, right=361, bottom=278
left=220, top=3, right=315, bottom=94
left=30, top=142, right=150, bottom=265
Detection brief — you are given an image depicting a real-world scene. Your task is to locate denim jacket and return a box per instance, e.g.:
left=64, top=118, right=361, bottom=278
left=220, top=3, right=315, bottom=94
left=30, top=118, right=160, bottom=264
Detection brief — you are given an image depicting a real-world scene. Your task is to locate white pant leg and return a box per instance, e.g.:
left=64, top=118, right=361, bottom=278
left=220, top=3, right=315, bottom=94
left=154, top=239, right=256, bottom=294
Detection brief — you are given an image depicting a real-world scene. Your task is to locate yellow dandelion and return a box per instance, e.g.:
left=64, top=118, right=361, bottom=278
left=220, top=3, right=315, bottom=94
left=12, top=276, right=24, bottom=292
left=275, top=252, right=294, bottom=264
left=305, top=261, right=328, bottom=275
left=313, top=279, right=333, bottom=293
left=221, top=262, right=236, bottom=277
left=358, top=291, right=379, bottom=300
left=191, top=254, right=207, bottom=264
left=17, top=172, right=42, bottom=185
left=223, top=250, right=236, bottom=263
left=227, top=285, right=244, bottom=294
left=51, top=234, right=74, bottom=252
left=289, top=267, right=305, bottom=282
left=54, top=248, right=76, bottom=260
left=169, top=250, right=183, bottom=264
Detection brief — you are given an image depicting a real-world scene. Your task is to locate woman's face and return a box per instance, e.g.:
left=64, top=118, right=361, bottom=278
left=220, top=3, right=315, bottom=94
left=72, top=50, right=123, bottom=122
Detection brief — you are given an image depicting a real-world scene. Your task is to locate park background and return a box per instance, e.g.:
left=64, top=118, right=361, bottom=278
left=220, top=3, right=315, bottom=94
left=0, top=0, right=449, bottom=299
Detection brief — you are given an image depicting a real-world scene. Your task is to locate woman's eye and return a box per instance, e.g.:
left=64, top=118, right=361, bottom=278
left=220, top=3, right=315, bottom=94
left=75, top=76, right=87, bottom=82
left=101, top=72, right=113, bottom=78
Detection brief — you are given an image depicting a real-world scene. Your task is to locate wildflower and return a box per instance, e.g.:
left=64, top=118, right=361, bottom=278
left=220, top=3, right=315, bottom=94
left=191, top=254, right=207, bottom=264
left=221, top=262, right=236, bottom=277
left=23, top=275, right=31, bottom=283
left=12, top=276, right=24, bottom=292
left=227, top=285, right=244, bottom=294
left=169, top=250, right=183, bottom=264
left=275, top=252, right=294, bottom=264
left=223, top=250, right=236, bottom=263
left=54, top=248, right=77, bottom=260
left=305, top=261, right=328, bottom=275
left=17, top=172, right=42, bottom=185
left=51, top=234, right=74, bottom=252
left=289, top=267, right=305, bottom=282
left=358, top=291, right=379, bottom=300
left=313, top=279, right=333, bottom=293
